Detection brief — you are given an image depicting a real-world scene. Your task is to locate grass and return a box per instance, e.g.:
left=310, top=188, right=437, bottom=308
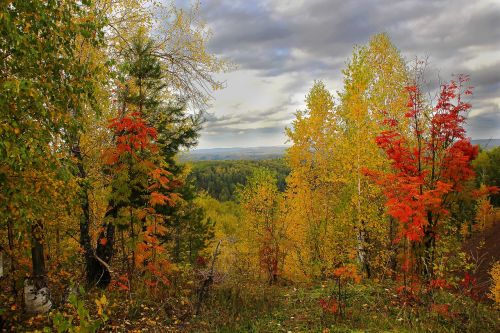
left=3, top=277, right=498, bottom=332
left=187, top=280, right=500, bottom=332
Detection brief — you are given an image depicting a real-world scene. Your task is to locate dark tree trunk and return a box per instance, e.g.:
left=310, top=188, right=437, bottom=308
left=73, top=143, right=97, bottom=286
left=90, top=221, right=115, bottom=288
left=31, top=221, right=47, bottom=289
left=87, top=204, right=118, bottom=288
left=73, top=142, right=116, bottom=288
left=422, top=211, right=436, bottom=279
left=25, top=220, right=52, bottom=314
left=7, top=218, right=17, bottom=296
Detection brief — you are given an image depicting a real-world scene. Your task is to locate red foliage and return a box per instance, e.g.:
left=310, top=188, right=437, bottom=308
left=472, top=185, right=500, bottom=198
left=110, top=275, right=130, bottom=292
left=395, top=282, right=422, bottom=307
left=259, top=241, right=279, bottom=281
left=460, top=272, right=479, bottom=300
left=365, top=75, right=478, bottom=243
left=429, top=278, right=450, bottom=290
left=196, top=255, right=207, bottom=267
left=103, top=112, right=178, bottom=287
left=319, top=298, right=339, bottom=314
left=104, top=112, right=158, bottom=165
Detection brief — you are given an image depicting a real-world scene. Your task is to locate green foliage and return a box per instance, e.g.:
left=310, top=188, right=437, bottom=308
left=0, top=0, right=103, bottom=168
left=0, top=0, right=104, bottom=224
left=474, top=146, right=500, bottom=206
left=48, top=288, right=107, bottom=333
left=123, top=31, right=213, bottom=264
left=187, top=159, right=290, bottom=201
left=186, top=281, right=500, bottom=332
left=195, top=192, right=243, bottom=237
left=162, top=178, right=216, bottom=264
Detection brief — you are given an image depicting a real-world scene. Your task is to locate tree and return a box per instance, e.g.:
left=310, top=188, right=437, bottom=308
left=95, top=111, right=177, bottom=288
left=335, top=33, right=409, bottom=277
left=118, top=30, right=214, bottom=266
left=238, top=169, right=286, bottom=284
left=162, top=171, right=215, bottom=264
left=78, top=0, right=228, bottom=282
left=285, top=81, right=340, bottom=279
left=285, top=34, right=409, bottom=280
left=473, top=146, right=500, bottom=206
left=151, top=1, right=231, bottom=110
left=365, top=74, right=478, bottom=278
left=0, top=0, right=104, bottom=309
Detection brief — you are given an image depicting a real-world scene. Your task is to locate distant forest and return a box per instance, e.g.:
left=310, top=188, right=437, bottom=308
left=186, top=159, right=290, bottom=201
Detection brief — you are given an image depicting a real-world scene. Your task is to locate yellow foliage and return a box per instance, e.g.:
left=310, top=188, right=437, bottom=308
left=475, top=197, right=495, bottom=232
left=95, top=294, right=108, bottom=317
left=285, top=81, right=341, bottom=280
left=489, top=261, right=500, bottom=308
left=284, top=34, right=409, bottom=281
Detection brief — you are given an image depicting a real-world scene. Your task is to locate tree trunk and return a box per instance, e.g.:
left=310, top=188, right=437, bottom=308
left=31, top=221, right=46, bottom=289
left=7, top=218, right=17, bottom=296
left=25, top=220, right=51, bottom=314
left=387, top=216, right=399, bottom=279
left=422, top=212, right=436, bottom=279
left=73, top=141, right=117, bottom=288
left=91, top=221, right=115, bottom=287
left=73, top=142, right=98, bottom=286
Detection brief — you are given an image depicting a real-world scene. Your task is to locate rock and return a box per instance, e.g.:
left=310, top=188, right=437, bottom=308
left=24, top=279, right=52, bottom=314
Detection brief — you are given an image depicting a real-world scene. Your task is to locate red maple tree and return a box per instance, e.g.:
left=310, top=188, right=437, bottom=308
left=365, top=75, right=478, bottom=276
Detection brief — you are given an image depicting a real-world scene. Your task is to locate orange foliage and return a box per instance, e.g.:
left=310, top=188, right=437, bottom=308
left=366, top=76, right=478, bottom=246
left=332, top=264, right=362, bottom=284
left=430, top=303, right=454, bottom=318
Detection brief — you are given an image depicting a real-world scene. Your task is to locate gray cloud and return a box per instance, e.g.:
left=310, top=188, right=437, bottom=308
left=199, top=126, right=288, bottom=148
left=467, top=103, right=500, bottom=139
left=179, top=0, right=500, bottom=148
left=202, top=101, right=295, bottom=132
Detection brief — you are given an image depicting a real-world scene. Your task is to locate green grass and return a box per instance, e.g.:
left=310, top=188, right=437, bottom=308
left=8, top=279, right=497, bottom=332
left=188, top=280, right=500, bottom=332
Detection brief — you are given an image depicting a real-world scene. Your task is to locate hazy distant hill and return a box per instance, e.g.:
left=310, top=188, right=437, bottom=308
left=471, top=139, right=500, bottom=149
left=180, top=140, right=499, bottom=161
left=179, top=146, right=289, bottom=161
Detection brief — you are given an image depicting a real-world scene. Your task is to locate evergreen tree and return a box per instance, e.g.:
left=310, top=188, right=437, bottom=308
left=117, top=30, right=214, bottom=266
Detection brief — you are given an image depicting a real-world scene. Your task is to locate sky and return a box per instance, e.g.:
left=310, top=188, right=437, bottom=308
left=183, top=0, right=500, bottom=149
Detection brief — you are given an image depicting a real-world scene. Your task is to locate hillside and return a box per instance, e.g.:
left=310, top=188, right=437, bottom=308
left=179, top=146, right=289, bottom=161
left=180, top=140, right=498, bottom=161
left=471, top=139, right=500, bottom=150
left=186, top=159, right=290, bottom=201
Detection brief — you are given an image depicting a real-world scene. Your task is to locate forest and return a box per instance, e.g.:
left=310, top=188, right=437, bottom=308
left=187, top=159, right=289, bottom=201
left=1, top=1, right=500, bottom=332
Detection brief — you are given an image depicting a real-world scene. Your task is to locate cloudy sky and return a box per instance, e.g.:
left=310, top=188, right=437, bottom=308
left=185, top=0, right=500, bottom=148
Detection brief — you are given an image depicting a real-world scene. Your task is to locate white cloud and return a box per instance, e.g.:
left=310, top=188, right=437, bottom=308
left=188, top=0, right=500, bottom=148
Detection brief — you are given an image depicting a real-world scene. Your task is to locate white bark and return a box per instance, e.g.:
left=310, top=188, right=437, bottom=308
left=24, top=279, right=52, bottom=314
